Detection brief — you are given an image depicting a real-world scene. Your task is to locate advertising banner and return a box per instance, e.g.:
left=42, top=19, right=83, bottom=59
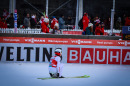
left=0, top=37, right=130, bottom=65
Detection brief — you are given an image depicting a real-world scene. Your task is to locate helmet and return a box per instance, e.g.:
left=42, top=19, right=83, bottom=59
left=55, top=48, right=62, bottom=56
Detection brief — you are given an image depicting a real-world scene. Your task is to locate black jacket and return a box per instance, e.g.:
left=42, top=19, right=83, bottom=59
left=30, top=18, right=37, bottom=28
left=7, top=17, right=14, bottom=28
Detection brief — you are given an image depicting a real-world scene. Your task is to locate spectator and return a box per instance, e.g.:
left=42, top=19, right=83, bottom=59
left=115, top=17, right=122, bottom=30
left=121, top=14, right=126, bottom=26
left=82, top=12, right=89, bottom=32
left=51, top=16, right=58, bottom=29
left=104, top=17, right=110, bottom=29
left=0, top=16, right=7, bottom=28
left=100, top=22, right=104, bottom=35
left=66, top=16, right=73, bottom=25
left=39, top=16, right=44, bottom=24
left=93, top=15, right=100, bottom=35
left=23, top=13, right=30, bottom=28
left=125, top=15, right=130, bottom=26
left=17, top=14, right=20, bottom=28
left=86, top=23, right=93, bottom=35
left=6, top=13, right=14, bottom=28
left=59, top=14, right=65, bottom=30
left=41, top=18, right=49, bottom=33
left=78, top=17, right=83, bottom=30
left=95, top=23, right=102, bottom=35
left=52, top=23, right=60, bottom=34
left=30, top=14, right=37, bottom=28
left=88, top=16, right=91, bottom=23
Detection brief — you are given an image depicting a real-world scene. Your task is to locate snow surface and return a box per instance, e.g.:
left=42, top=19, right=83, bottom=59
left=0, top=63, right=130, bottom=86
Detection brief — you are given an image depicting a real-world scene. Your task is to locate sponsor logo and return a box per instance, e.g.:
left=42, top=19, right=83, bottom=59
left=67, top=48, right=130, bottom=65
left=48, top=40, right=68, bottom=43
left=24, top=38, right=45, bottom=43
left=97, top=41, right=113, bottom=44
left=3, top=38, right=20, bottom=42
left=118, top=41, right=130, bottom=46
left=118, top=42, right=125, bottom=45
left=71, top=40, right=92, bottom=44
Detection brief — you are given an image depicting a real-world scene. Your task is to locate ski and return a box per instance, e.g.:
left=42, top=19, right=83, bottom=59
left=38, top=75, right=90, bottom=80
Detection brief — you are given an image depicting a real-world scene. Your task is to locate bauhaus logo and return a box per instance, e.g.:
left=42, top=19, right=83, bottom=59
left=67, top=48, right=130, bottom=65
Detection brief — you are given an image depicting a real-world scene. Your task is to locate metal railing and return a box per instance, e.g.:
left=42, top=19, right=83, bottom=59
left=0, top=28, right=41, bottom=34
left=0, top=28, right=121, bottom=36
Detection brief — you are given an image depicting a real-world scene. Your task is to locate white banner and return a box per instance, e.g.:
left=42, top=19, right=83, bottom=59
left=0, top=43, right=130, bottom=65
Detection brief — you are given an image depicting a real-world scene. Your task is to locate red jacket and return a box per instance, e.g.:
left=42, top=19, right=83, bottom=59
left=51, top=18, right=58, bottom=29
left=125, top=17, right=130, bottom=26
left=41, top=22, right=49, bottom=33
left=101, top=27, right=104, bottom=35
left=0, top=21, right=7, bottom=28
left=82, top=15, right=89, bottom=31
left=95, top=26, right=102, bottom=35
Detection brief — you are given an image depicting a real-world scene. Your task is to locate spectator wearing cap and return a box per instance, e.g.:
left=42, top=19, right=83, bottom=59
left=59, top=14, right=65, bottom=30
left=51, top=16, right=58, bottom=29
left=41, top=18, right=49, bottom=33
left=0, top=17, right=7, bottom=28
left=115, top=17, right=122, bottom=30
left=125, top=15, right=130, bottom=26
left=86, top=23, right=93, bottom=35
left=82, top=12, right=89, bottom=32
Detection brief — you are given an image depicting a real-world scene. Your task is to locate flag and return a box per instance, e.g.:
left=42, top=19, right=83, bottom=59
left=3, top=9, right=9, bottom=20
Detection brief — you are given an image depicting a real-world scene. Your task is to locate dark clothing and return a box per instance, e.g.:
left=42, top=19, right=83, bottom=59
left=23, top=17, right=30, bottom=28
left=78, top=18, right=83, bottom=30
left=104, top=19, right=110, bottom=29
left=17, top=17, right=20, bottom=28
left=6, top=17, right=14, bottom=28
left=30, top=18, right=37, bottom=28
left=66, top=18, right=73, bottom=25
left=115, top=21, right=122, bottom=30
left=93, top=22, right=96, bottom=35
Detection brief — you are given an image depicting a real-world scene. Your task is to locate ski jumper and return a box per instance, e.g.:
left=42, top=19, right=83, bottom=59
left=49, top=56, right=63, bottom=77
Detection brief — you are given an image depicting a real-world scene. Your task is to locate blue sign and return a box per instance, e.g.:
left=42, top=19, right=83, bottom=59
left=122, top=26, right=130, bottom=34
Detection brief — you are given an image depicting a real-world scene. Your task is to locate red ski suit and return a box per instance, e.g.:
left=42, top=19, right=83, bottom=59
left=51, top=18, right=58, bottom=29
left=82, top=15, right=89, bottom=31
left=95, top=26, right=102, bottom=35
left=125, top=17, right=130, bottom=26
left=41, top=22, right=49, bottom=33
left=0, top=21, right=7, bottom=28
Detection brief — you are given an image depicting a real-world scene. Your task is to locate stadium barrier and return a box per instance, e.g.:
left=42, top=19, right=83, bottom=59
left=0, top=28, right=121, bottom=36
left=0, top=37, right=130, bottom=65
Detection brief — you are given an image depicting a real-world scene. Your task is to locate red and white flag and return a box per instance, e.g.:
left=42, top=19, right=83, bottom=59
left=3, top=9, right=9, bottom=20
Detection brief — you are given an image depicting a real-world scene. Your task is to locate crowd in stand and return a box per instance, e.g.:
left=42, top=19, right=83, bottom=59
left=79, top=12, right=130, bottom=36
left=0, top=12, right=130, bottom=35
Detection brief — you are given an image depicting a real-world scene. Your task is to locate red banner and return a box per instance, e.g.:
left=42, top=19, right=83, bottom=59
left=0, top=37, right=130, bottom=46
